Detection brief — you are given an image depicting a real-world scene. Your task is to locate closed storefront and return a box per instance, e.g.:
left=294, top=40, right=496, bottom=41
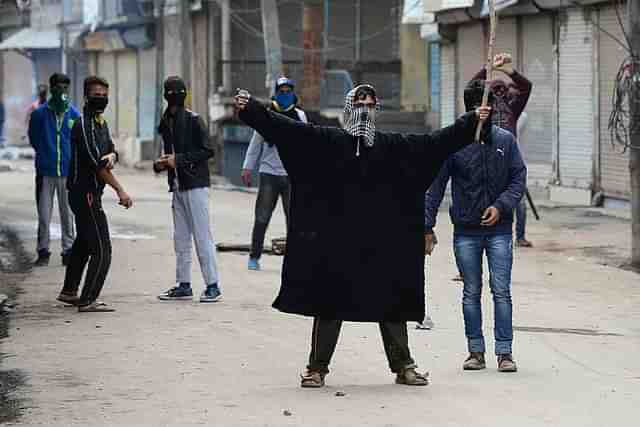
left=557, top=7, right=594, bottom=190
left=520, top=13, right=555, bottom=186
left=440, top=42, right=456, bottom=127
left=598, top=4, right=630, bottom=200
left=456, top=22, right=485, bottom=115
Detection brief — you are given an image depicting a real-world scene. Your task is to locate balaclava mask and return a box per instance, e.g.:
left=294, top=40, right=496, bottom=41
left=271, top=77, right=297, bottom=113
left=164, top=76, right=187, bottom=110
left=343, top=84, right=379, bottom=156
left=49, top=74, right=71, bottom=115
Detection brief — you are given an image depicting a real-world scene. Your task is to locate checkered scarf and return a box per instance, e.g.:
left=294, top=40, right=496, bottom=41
left=343, top=84, right=380, bottom=156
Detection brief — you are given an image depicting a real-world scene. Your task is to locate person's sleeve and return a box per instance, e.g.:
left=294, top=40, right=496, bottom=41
left=175, top=115, right=214, bottom=168
left=238, top=98, right=326, bottom=151
left=424, top=160, right=452, bottom=233
left=403, top=111, right=478, bottom=168
left=27, top=110, right=38, bottom=149
left=242, top=131, right=263, bottom=170
left=492, top=137, right=527, bottom=216
left=508, top=70, right=532, bottom=119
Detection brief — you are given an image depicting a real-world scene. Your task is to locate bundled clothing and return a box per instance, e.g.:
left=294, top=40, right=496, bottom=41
left=28, top=102, right=80, bottom=256
left=239, top=97, right=480, bottom=322
left=242, top=107, right=308, bottom=260
left=154, top=108, right=219, bottom=287
left=62, top=113, right=117, bottom=307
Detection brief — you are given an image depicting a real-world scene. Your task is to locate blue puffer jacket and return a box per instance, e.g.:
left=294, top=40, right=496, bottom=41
left=28, top=102, right=81, bottom=177
left=425, top=125, right=527, bottom=236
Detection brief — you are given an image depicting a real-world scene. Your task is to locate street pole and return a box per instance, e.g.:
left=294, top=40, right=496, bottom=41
left=302, top=0, right=323, bottom=110
left=261, top=0, right=283, bottom=91
left=181, top=0, right=193, bottom=104
left=629, top=0, right=640, bottom=267
left=154, top=0, right=166, bottom=158
left=221, top=0, right=232, bottom=94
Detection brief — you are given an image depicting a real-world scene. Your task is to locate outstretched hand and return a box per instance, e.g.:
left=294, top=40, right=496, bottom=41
left=234, top=89, right=251, bottom=111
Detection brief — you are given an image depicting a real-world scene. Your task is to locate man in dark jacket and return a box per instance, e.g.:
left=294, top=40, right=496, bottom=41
left=424, top=80, right=527, bottom=373
left=58, top=76, right=133, bottom=312
left=472, top=53, right=533, bottom=247
left=235, top=85, right=491, bottom=388
left=154, top=76, right=220, bottom=303
left=28, top=73, right=81, bottom=266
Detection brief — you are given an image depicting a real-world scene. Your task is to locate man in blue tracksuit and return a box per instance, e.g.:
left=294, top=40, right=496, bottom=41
left=424, top=80, right=526, bottom=373
left=28, top=73, right=81, bottom=266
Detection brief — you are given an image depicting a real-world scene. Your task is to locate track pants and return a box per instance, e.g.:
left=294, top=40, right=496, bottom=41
left=307, top=318, right=416, bottom=375
left=173, top=187, right=219, bottom=286
left=36, top=175, right=74, bottom=253
left=61, top=191, right=112, bottom=306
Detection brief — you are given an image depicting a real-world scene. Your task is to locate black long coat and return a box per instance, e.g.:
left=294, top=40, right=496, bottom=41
left=239, top=99, right=478, bottom=322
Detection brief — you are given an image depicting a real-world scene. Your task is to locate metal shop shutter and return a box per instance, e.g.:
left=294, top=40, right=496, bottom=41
left=599, top=5, right=630, bottom=199
left=520, top=13, right=554, bottom=182
left=494, top=17, right=518, bottom=67
left=440, top=42, right=456, bottom=127
left=457, top=22, right=485, bottom=115
left=557, top=8, right=594, bottom=189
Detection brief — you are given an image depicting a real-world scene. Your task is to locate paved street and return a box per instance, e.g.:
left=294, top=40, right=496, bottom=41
left=0, top=161, right=639, bottom=427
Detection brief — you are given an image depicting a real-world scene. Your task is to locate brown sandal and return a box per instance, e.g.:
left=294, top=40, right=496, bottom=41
left=395, top=368, right=429, bottom=386
left=300, top=370, right=325, bottom=388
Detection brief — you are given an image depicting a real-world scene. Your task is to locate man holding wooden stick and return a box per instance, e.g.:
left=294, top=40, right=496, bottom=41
left=424, top=79, right=527, bottom=373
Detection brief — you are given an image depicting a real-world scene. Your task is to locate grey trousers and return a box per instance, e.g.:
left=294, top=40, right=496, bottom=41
left=173, top=187, right=219, bottom=286
left=36, top=175, right=74, bottom=253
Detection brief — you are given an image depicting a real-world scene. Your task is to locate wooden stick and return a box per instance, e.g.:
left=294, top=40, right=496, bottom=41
left=474, top=0, right=498, bottom=144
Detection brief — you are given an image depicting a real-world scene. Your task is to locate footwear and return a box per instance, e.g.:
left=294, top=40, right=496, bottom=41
left=57, top=293, right=80, bottom=306
left=34, top=250, right=51, bottom=267
left=158, top=285, right=193, bottom=301
left=248, top=258, right=261, bottom=271
left=300, top=370, right=325, bottom=388
left=78, top=302, right=115, bottom=312
left=498, top=354, right=518, bottom=372
left=516, top=239, right=533, bottom=248
left=200, top=285, right=222, bottom=303
left=463, top=352, right=486, bottom=370
left=395, top=368, right=429, bottom=386
left=416, top=316, right=434, bottom=330
left=61, top=251, right=72, bottom=266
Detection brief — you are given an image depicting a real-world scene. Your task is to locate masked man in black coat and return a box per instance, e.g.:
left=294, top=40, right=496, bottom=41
left=235, top=85, right=490, bottom=388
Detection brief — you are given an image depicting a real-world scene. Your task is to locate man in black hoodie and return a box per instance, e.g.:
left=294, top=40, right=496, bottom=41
left=154, top=76, right=220, bottom=303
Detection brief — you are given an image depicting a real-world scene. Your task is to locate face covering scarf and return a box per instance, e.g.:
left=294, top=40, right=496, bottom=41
left=164, top=78, right=187, bottom=109
left=343, top=84, right=379, bottom=156
left=272, top=91, right=296, bottom=112
left=49, top=87, right=69, bottom=115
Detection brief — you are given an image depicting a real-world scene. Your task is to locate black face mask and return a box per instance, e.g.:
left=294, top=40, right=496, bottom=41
left=86, top=96, right=109, bottom=114
left=164, top=91, right=186, bottom=108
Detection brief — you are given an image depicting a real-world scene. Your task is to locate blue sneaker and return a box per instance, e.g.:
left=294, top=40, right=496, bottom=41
left=200, top=285, right=222, bottom=303
left=248, top=258, right=261, bottom=271
left=158, top=286, right=193, bottom=301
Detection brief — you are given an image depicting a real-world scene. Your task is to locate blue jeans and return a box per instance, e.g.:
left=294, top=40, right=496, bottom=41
left=454, top=234, right=513, bottom=355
